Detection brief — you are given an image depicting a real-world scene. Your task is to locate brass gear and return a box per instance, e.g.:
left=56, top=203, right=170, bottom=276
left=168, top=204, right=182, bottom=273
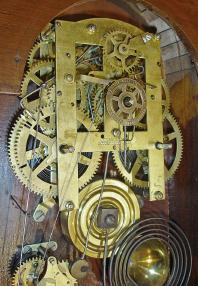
left=11, top=257, right=45, bottom=286
left=161, top=79, right=170, bottom=119
left=90, top=84, right=104, bottom=126
left=112, top=112, right=183, bottom=188
left=61, top=179, right=140, bottom=258
left=77, top=81, right=104, bottom=126
left=20, top=59, right=55, bottom=111
left=27, top=38, right=55, bottom=67
left=76, top=109, right=102, bottom=189
left=8, top=102, right=102, bottom=197
left=42, top=86, right=102, bottom=188
left=136, top=79, right=170, bottom=129
left=103, top=30, right=141, bottom=73
left=8, top=103, right=57, bottom=198
left=106, top=78, right=146, bottom=126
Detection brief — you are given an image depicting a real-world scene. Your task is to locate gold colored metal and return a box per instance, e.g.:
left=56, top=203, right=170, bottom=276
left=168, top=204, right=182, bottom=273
left=22, top=241, right=57, bottom=253
left=106, top=78, right=146, bottom=126
left=8, top=101, right=102, bottom=198
left=102, top=30, right=141, bottom=73
left=128, top=239, right=169, bottom=286
left=11, top=257, right=45, bottom=286
left=113, top=112, right=183, bottom=188
left=38, top=257, right=77, bottom=286
left=61, top=179, right=140, bottom=258
left=20, top=59, right=55, bottom=111
left=33, top=198, right=56, bottom=222
left=70, top=259, right=90, bottom=279
left=8, top=103, right=57, bottom=198
left=55, top=18, right=165, bottom=205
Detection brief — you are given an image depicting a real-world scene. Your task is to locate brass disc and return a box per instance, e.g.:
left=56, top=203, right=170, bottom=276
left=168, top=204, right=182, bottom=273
left=128, top=239, right=169, bottom=286
left=61, top=179, right=140, bottom=258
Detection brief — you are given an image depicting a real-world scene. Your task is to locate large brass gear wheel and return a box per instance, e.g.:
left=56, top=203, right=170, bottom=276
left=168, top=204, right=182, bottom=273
left=27, top=38, right=55, bottom=67
left=61, top=179, right=140, bottom=258
left=8, top=103, right=57, bottom=198
left=8, top=102, right=102, bottom=197
left=103, top=30, right=141, bottom=73
left=112, top=112, right=183, bottom=188
left=11, top=257, right=45, bottom=286
left=20, top=59, right=55, bottom=111
left=106, top=78, right=146, bottom=126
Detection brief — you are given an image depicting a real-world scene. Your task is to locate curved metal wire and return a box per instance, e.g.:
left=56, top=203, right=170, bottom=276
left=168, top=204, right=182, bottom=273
left=109, top=218, right=192, bottom=286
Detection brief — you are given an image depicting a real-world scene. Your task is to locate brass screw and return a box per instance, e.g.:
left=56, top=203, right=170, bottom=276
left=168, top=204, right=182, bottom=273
left=87, top=23, right=96, bottom=33
left=59, top=144, right=75, bottom=154
left=65, top=201, right=75, bottom=211
left=154, top=191, right=163, bottom=200
left=57, top=90, right=62, bottom=96
left=112, top=128, right=121, bottom=137
left=56, top=21, right=61, bottom=27
left=66, top=52, right=71, bottom=58
left=65, top=73, right=73, bottom=82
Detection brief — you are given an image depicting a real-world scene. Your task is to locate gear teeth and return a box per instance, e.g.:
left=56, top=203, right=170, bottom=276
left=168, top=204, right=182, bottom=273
left=27, top=38, right=55, bottom=67
left=165, top=112, right=183, bottom=180
left=76, top=108, right=103, bottom=189
left=113, top=112, right=184, bottom=188
left=77, top=80, right=104, bottom=127
left=102, top=29, right=141, bottom=74
left=7, top=103, right=57, bottom=198
left=11, top=256, right=45, bottom=286
left=20, top=59, right=55, bottom=111
left=79, top=151, right=103, bottom=190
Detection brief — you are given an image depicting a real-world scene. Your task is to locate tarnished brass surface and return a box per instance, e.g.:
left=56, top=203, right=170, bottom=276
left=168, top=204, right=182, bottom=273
left=11, top=257, right=45, bottom=286
left=38, top=257, right=77, bottom=286
left=61, top=179, right=140, bottom=258
left=128, top=239, right=169, bottom=286
left=113, top=112, right=183, bottom=188
left=55, top=18, right=165, bottom=209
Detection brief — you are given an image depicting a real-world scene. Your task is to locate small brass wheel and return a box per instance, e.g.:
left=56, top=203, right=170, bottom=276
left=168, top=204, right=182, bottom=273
left=61, top=179, right=140, bottom=258
left=103, top=30, right=141, bottom=73
left=106, top=78, right=146, bottom=126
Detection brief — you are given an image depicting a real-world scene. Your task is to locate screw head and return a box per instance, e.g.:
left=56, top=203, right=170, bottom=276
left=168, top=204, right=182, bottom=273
left=65, top=201, right=75, bottom=211
left=57, top=90, right=62, bottom=96
left=87, top=23, right=96, bottom=33
left=65, top=74, right=73, bottom=82
left=154, top=191, right=163, bottom=200
left=112, top=128, right=121, bottom=137
left=65, top=52, right=71, bottom=58
left=56, top=21, right=61, bottom=27
left=59, top=144, right=75, bottom=154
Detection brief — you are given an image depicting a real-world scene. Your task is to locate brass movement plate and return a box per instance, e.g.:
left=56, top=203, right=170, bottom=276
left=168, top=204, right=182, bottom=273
left=55, top=18, right=164, bottom=210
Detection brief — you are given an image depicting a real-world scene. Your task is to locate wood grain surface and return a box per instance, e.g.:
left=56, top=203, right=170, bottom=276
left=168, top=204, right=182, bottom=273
left=0, top=0, right=197, bottom=93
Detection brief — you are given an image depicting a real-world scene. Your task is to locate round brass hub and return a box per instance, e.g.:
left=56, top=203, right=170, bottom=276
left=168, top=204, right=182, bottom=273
left=128, top=239, right=169, bottom=286
left=61, top=179, right=140, bottom=258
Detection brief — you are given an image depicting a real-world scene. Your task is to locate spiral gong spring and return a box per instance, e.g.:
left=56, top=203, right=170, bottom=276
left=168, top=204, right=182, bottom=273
left=109, top=218, right=192, bottom=286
